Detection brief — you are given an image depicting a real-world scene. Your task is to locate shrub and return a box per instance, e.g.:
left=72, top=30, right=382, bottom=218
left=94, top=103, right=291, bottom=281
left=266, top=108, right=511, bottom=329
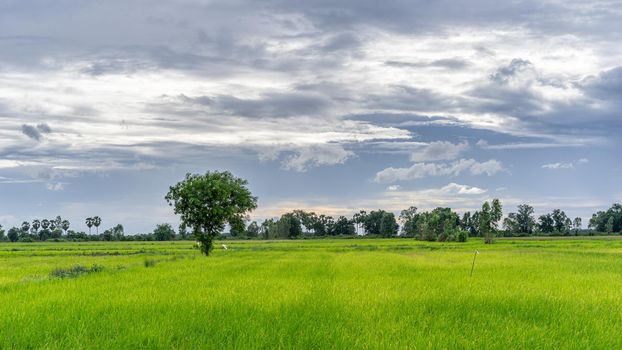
left=144, top=259, right=157, bottom=268
left=50, top=264, right=104, bottom=278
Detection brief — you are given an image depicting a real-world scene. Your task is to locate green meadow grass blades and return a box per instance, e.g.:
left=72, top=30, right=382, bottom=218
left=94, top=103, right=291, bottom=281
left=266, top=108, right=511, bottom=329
left=1, top=238, right=622, bottom=348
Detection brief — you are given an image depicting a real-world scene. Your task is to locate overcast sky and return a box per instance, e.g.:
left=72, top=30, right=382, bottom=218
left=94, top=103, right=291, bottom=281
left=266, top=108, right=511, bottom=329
left=1, top=0, right=621, bottom=233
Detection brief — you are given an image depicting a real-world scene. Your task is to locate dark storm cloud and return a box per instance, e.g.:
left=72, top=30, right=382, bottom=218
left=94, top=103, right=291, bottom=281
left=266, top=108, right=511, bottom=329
left=582, top=66, right=622, bottom=100
left=36, top=123, right=52, bottom=133
left=21, top=124, right=41, bottom=141
left=180, top=92, right=333, bottom=118
left=489, top=59, right=533, bottom=84
left=385, top=58, right=471, bottom=70
left=365, top=86, right=463, bottom=113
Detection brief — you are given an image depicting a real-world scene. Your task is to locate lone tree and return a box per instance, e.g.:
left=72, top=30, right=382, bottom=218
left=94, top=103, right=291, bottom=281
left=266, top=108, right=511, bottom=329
left=165, top=171, right=257, bottom=256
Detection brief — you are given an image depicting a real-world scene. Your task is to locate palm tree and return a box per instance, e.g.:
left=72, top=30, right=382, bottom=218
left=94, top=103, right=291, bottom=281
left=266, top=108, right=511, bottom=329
left=93, top=216, right=102, bottom=235
left=61, top=220, right=70, bottom=236
left=41, top=219, right=50, bottom=230
left=21, top=221, right=30, bottom=234
left=48, top=219, right=57, bottom=231
left=32, top=219, right=40, bottom=235
left=85, top=217, right=93, bottom=235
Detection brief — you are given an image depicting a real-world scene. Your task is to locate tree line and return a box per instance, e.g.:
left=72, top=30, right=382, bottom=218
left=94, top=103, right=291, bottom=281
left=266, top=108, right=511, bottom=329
left=227, top=202, right=621, bottom=242
left=1, top=203, right=621, bottom=243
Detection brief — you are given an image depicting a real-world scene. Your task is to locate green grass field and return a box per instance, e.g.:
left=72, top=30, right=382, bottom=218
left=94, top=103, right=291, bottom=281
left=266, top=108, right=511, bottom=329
left=1, top=238, right=622, bottom=349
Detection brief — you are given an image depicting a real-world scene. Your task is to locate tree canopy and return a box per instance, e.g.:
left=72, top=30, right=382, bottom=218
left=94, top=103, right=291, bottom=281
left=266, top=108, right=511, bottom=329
left=165, top=171, right=257, bottom=255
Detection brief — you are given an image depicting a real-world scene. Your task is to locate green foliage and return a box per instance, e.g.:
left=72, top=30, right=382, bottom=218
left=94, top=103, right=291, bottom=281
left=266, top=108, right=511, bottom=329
left=332, top=216, right=355, bottom=236
left=165, top=171, right=257, bottom=255
left=480, top=199, right=502, bottom=244
left=103, top=224, right=124, bottom=241
left=144, top=259, right=157, bottom=268
left=503, top=204, right=536, bottom=236
left=152, top=223, right=175, bottom=241
left=7, top=227, right=20, bottom=242
left=423, top=207, right=464, bottom=242
left=245, top=221, right=260, bottom=238
left=358, top=210, right=398, bottom=236
left=399, top=206, right=419, bottom=237
left=589, top=203, right=622, bottom=233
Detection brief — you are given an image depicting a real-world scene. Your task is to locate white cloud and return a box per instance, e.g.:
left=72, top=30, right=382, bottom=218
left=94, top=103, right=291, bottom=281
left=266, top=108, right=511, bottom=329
left=469, top=159, right=505, bottom=175
left=46, top=182, right=65, bottom=191
left=386, top=185, right=401, bottom=191
left=280, top=144, right=353, bottom=172
left=541, top=158, right=589, bottom=170
left=410, top=140, right=468, bottom=162
left=374, top=158, right=505, bottom=183
left=437, top=183, right=487, bottom=195
left=542, top=162, right=573, bottom=169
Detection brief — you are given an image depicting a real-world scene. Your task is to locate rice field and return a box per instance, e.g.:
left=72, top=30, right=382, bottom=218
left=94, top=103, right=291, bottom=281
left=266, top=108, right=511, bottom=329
left=1, top=238, right=622, bottom=349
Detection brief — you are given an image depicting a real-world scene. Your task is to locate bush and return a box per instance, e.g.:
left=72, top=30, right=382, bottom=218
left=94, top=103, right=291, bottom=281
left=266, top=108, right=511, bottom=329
left=144, top=259, right=157, bottom=268
left=50, top=264, right=104, bottom=278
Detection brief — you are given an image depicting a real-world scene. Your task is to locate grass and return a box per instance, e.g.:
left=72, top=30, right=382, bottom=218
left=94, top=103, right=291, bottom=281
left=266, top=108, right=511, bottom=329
left=1, top=238, right=622, bottom=349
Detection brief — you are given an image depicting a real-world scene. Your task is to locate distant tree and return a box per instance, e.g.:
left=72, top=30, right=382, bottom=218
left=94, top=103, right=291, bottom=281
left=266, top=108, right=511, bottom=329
left=48, top=219, right=56, bottom=231
left=360, top=210, right=394, bottom=236
left=491, top=199, right=503, bottom=231
left=153, top=223, right=175, bottom=241
left=502, top=213, right=519, bottom=236
left=379, top=212, right=399, bottom=237
left=416, top=207, right=464, bottom=242
left=165, top=171, right=257, bottom=256
left=41, top=219, right=50, bottom=231
left=537, top=214, right=554, bottom=234
left=245, top=221, right=260, bottom=238
left=0, top=224, right=4, bottom=241
left=353, top=210, right=367, bottom=235
left=278, top=213, right=303, bottom=238
left=332, top=216, right=355, bottom=236
left=31, top=219, right=40, bottom=235
left=516, top=204, right=536, bottom=235
left=573, top=217, right=582, bottom=235
left=399, top=206, right=419, bottom=237
left=21, top=221, right=30, bottom=234
left=461, top=211, right=480, bottom=237
left=93, top=216, right=102, bottom=235
left=85, top=217, right=93, bottom=234
left=589, top=204, right=622, bottom=233
left=178, top=223, right=189, bottom=240
left=61, top=220, right=70, bottom=235
left=479, top=199, right=502, bottom=244
left=551, top=209, right=571, bottom=235
left=8, top=227, right=20, bottom=242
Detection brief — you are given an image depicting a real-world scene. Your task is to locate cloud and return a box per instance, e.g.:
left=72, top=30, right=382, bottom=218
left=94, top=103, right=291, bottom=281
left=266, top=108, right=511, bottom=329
left=475, top=139, right=583, bottom=150
left=21, top=124, right=42, bottom=141
left=437, top=183, right=487, bottom=195
left=46, top=182, right=64, bottom=191
left=386, top=185, right=401, bottom=191
left=279, top=144, right=354, bottom=172
left=541, top=158, right=589, bottom=170
left=179, top=92, right=333, bottom=118
left=385, top=58, right=470, bottom=69
left=374, top=158, right=504, bottom=183
left=36, top=123, right=52, bottom=133
left=582, top=66, right=622, bottom=100
left=410, top=141, right=468, bottom=162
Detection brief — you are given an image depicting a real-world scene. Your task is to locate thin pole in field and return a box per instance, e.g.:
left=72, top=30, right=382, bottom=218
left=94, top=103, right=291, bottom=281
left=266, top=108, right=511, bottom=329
left=470, top=250, right=480, bottom=277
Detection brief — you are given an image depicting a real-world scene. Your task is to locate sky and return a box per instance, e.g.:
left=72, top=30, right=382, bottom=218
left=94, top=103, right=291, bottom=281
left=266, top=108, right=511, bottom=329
left=1, top=0, right=621, bottom=233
